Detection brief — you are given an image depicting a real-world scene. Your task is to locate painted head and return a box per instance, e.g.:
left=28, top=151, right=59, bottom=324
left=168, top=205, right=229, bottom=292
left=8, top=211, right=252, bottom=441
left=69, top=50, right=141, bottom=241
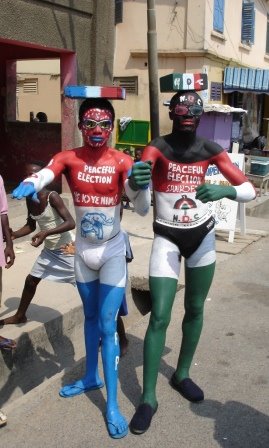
left=169, top=90, right=203, bottom=133
left=78, top=98, right=115, bottom=150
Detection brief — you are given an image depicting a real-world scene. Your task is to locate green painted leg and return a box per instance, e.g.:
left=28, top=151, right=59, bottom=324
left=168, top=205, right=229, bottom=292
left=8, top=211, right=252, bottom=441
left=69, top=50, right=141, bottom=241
left=141, top=276, right=178, bottom=408
left=174, top=262, right=215, bottom=382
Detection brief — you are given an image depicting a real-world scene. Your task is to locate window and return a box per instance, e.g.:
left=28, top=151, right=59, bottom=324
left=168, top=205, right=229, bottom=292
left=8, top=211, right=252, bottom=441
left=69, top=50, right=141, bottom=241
left=23, top=79, right=38, bottom=94
left=210, top=82, right=222, bottom=101
left=115, top=0, right=123, bottom=25
left=241, top=2, right=255, bottom=45
left=113, top=76, right=138, bottom=95
left=16, top=78, right=38, bottom=94
left=213, top=0, right=225, bottom=33
left=265, top=14, right=269, bottom=53
left=10, top=59, right=61, bottom=122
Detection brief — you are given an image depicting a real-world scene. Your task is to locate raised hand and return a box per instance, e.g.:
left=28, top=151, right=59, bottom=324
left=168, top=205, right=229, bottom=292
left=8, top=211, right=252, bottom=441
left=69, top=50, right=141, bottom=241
left=128, top=161, right=152, bottom=191
left=195, top=183, right=236, bottom=203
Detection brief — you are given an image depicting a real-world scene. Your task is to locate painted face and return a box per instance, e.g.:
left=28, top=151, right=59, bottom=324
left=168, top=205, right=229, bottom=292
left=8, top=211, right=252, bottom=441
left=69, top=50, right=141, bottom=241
left=79, top=108, right=113, bottom=149
left=170, top=92, right=203, bottom=133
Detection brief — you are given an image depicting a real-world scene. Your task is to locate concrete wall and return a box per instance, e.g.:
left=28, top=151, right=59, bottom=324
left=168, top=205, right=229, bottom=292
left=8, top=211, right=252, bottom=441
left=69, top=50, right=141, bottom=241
left=0, top=0, right=114, bottom=85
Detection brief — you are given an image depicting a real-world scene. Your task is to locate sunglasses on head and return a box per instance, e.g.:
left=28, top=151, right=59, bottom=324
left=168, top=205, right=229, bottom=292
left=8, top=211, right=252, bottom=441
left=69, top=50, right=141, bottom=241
left=174, top=104, right=203, bottom=117
left=81, top=119, right=112, bottom=130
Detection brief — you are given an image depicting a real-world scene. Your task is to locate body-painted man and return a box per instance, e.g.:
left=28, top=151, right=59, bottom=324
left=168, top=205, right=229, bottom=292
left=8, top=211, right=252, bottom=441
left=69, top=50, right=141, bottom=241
left=12, top=97, right=151, bottom=439
left=128, top=90, right=256, bottom=434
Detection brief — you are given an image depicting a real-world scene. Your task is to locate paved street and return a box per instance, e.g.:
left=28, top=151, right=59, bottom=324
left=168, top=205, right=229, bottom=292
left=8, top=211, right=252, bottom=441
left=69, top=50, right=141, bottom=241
left=0, top=198, right=269, bottom=447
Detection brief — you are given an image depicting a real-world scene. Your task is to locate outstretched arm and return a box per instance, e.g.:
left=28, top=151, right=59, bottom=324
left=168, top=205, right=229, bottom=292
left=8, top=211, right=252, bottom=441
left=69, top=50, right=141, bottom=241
left=196, top=152, right=256, bottom=203
left=12, top=152, right=67, bottom=200
left=12, top=168, right=55, bottom=200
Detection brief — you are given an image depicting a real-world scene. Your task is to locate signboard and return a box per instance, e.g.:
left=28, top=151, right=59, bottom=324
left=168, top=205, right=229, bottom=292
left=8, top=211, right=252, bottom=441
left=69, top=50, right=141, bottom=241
left=160, top=73, right=208, bottom=92
left=205, top=153, right=245, bottom=238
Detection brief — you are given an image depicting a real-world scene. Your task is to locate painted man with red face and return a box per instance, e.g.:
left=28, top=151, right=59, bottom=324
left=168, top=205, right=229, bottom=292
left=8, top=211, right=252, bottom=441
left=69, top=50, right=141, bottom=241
left=12, top=97, right=151, bottom=439
left=128, top=91, right=256, bottom=434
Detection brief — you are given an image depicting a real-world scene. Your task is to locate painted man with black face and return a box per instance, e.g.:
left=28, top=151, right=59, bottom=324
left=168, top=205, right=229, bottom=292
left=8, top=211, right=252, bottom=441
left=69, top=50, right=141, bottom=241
left=128, top=90, right=256, bottom=434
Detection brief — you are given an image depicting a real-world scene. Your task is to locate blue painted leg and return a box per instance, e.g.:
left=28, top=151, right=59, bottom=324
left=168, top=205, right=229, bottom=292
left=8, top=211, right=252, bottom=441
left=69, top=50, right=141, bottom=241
left=59, top=280, right=104, bottom=398
left=99, top=283, right=128, bottom=439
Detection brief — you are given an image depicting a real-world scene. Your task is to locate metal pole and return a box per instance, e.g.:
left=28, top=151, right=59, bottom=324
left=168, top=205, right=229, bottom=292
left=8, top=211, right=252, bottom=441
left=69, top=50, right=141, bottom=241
left=147, top=0, right=160, bottom=138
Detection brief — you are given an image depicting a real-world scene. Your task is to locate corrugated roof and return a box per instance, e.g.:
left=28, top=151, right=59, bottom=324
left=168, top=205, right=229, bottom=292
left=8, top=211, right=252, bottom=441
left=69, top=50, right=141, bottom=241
left=224, top=67, right=269, bottom=93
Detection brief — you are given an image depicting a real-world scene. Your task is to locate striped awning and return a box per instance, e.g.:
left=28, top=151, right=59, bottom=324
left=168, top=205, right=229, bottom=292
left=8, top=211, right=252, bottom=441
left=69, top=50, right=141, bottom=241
left=224, top=67, right=269, bottom=93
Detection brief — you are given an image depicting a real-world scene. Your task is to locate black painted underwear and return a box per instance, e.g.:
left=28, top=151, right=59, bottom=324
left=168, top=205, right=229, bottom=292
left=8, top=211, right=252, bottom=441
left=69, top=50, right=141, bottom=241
left=153, top=216, right=215, bottom=259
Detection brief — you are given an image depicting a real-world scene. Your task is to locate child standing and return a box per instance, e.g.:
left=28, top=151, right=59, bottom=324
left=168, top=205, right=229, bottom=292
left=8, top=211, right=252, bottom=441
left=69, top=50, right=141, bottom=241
left=0, top=162, right=75, bottom=325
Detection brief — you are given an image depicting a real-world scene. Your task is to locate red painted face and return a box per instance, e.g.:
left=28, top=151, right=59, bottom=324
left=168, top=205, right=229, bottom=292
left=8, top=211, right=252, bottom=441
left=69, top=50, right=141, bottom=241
left=79, top=108, right=113, bottom=149
left=170, top=92, right=203, bottom=133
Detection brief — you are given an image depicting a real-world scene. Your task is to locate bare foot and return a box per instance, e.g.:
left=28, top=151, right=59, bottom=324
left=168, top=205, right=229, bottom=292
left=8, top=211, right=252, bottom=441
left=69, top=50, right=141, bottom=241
left=0, top=315, right=27, bottom=326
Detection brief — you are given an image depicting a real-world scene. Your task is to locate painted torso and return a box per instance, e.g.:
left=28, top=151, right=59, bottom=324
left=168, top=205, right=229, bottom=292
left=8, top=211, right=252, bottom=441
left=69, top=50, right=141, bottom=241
left=143, top=134, right=247, bottom=229
left=47, top=147, right=133, bottom=247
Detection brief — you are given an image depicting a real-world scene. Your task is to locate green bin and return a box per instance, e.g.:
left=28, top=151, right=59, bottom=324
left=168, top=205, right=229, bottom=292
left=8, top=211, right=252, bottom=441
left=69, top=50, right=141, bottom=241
left=116, top=119, right=150, bottom=146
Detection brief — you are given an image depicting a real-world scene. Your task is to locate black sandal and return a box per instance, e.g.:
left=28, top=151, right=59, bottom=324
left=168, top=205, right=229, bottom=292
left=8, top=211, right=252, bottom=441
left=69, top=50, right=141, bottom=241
left=170, top=374, right=204, bottom=402
left=129, top=403, right=158, bottom=434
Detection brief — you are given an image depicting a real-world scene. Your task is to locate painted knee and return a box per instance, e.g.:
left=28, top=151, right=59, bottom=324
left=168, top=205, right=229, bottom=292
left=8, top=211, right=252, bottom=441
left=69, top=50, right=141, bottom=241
left=83, top=307, right=98, bottom=323
left=149, top=311, right=171, bottom=333
left=185, top=302, right=204, bottom=320
left=99, top=316, right=117, bottom=340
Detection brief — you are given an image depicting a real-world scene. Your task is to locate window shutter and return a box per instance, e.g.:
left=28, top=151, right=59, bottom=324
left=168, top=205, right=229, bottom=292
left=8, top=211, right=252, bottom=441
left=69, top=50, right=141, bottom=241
left=113, top=77, right=138, bottom=95
left=115, top=0, right=123, bottom=25
left=241, top=2, right=255, bottom=44
left=213, top=0, right=225, bottom=33
left=210, top=82, right=222, bottom=101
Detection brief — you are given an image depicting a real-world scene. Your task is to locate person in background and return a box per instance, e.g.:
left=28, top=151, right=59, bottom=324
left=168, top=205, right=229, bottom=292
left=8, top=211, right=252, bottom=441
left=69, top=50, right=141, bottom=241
left=126, top=89, right=256, bottom=434
left=0, top=174, right=16, bottom=428
left=134, top=147, right=143, bottom=163
left=123, top=148, right=132, bottom=157
left=36, top=112, right=48, bottom=123
left=11, top=97, right=151, bottom=439
left=0, top=161, right=75, bottom=326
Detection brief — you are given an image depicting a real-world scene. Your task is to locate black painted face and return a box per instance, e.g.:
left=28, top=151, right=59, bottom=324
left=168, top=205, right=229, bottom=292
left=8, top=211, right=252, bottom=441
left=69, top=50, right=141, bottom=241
left=169, top=92, right=203, bottom=133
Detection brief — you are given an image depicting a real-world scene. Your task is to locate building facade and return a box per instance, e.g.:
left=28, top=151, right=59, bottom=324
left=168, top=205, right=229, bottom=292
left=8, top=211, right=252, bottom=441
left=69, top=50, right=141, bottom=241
left=113, top=0, right=269, bottom=142
left=0, top=0, right=115, bottom=187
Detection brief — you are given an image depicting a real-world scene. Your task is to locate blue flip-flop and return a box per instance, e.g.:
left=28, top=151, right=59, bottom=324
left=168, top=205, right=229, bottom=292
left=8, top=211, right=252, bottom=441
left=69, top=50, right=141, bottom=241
left=0, top=337, right=16, bottom=350
left=59, top=379, right=104, bottom=398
